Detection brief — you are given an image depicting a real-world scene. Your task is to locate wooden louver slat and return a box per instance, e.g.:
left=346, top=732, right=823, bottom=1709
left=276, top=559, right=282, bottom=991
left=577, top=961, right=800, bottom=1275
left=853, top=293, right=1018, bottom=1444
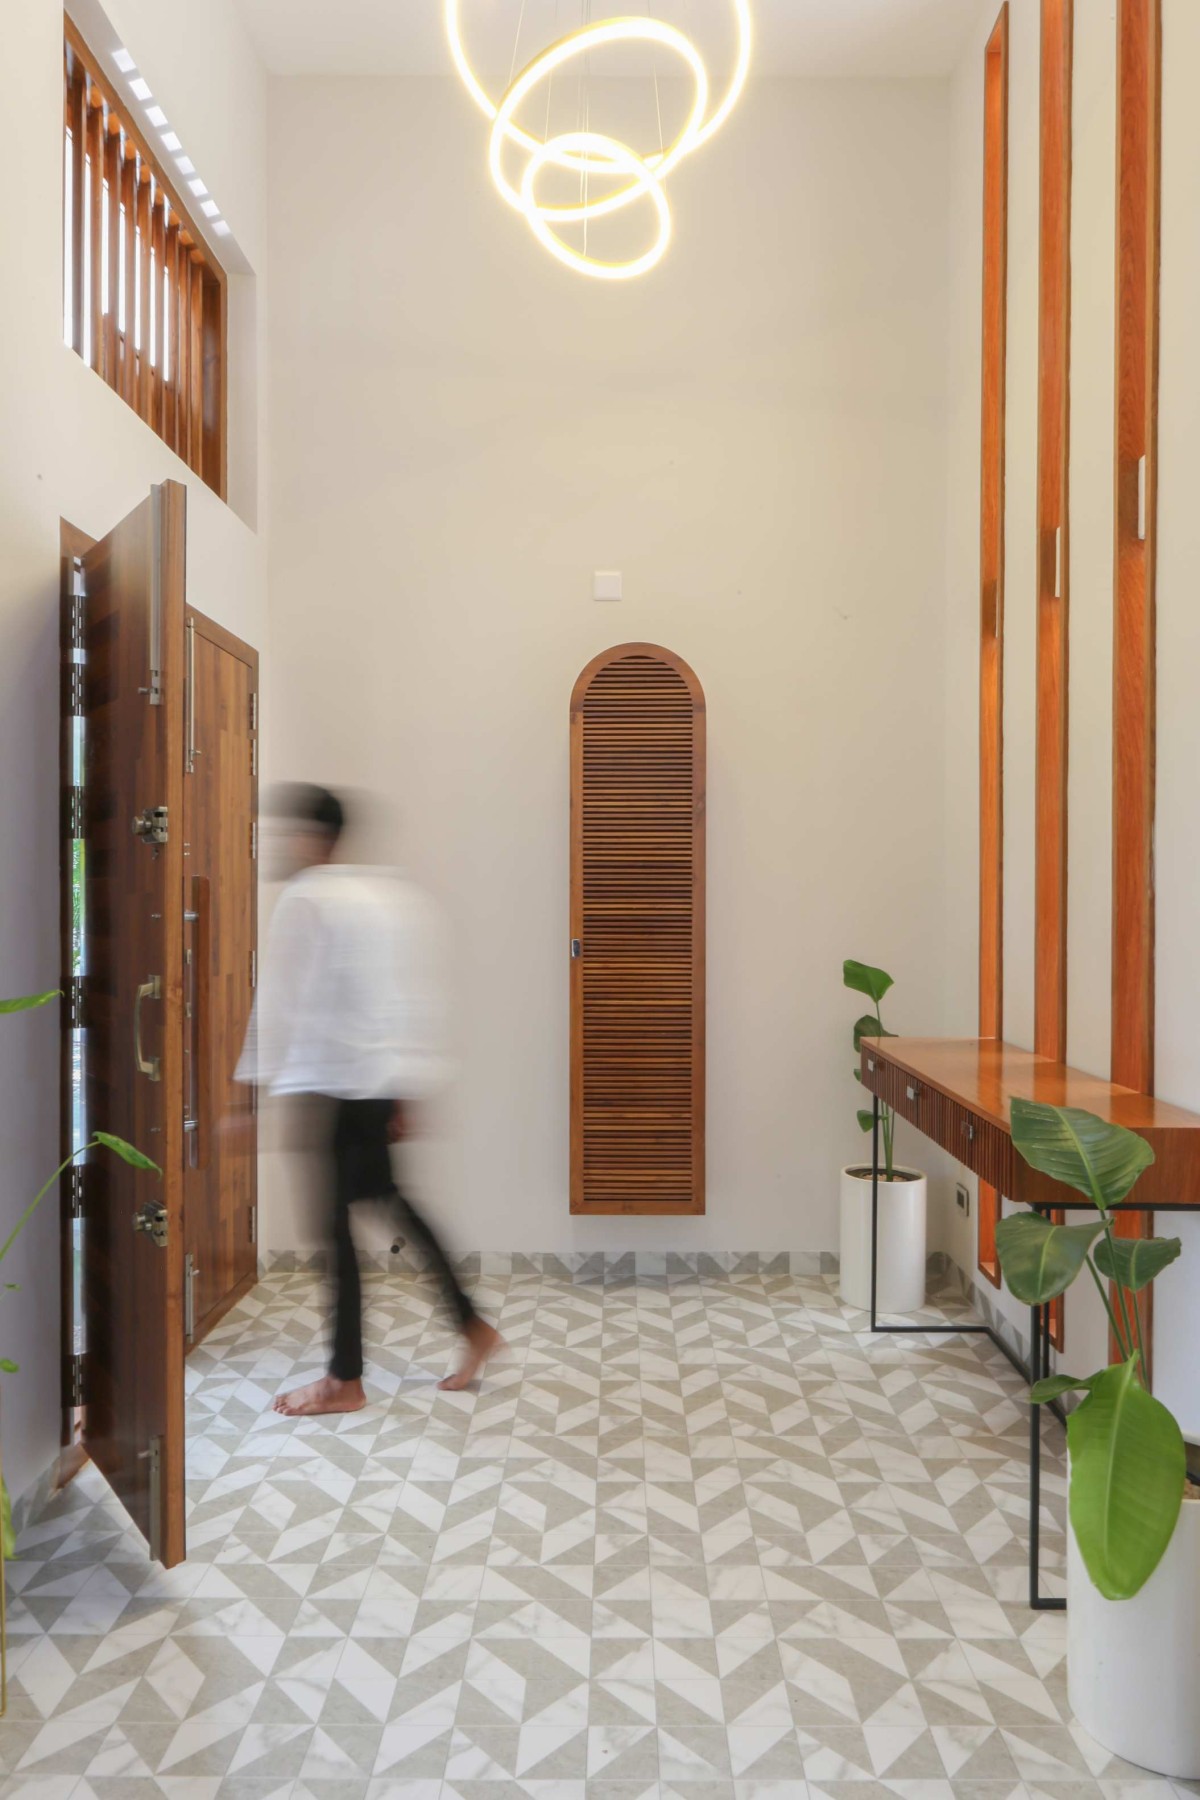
left=570, top=645, right=706, bottom=1215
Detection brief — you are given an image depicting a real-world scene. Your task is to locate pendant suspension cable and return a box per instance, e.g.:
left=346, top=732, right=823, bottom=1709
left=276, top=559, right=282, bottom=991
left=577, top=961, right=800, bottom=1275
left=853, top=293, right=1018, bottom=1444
left=648, top=0, right=664, bottom=159
left=507, top=0, right=529, bottom=87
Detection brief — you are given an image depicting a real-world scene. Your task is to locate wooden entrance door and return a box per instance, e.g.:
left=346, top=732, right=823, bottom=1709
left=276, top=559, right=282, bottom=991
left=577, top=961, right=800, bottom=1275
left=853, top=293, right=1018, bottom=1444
left=182, top=612, right=259, bottom=1345
left=77, top=483, right=186, bottom=1565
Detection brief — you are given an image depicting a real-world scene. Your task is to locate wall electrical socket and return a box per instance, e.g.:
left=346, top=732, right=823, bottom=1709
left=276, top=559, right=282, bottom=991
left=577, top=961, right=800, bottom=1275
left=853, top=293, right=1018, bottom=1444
left=956, top=1182, right=970, bottom=1218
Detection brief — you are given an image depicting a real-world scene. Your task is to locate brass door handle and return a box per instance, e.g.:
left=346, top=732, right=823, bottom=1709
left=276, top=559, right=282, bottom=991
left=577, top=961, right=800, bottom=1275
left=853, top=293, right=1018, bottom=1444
left=134, top=976, right=161, bottom=1081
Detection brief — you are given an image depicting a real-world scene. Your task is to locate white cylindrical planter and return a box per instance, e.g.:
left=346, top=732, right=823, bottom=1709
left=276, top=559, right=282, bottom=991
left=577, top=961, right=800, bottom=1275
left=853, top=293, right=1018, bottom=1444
left=1068, top=1492, right=1200, bottom=1777
left=839, top=1165, right=927, bottom=1314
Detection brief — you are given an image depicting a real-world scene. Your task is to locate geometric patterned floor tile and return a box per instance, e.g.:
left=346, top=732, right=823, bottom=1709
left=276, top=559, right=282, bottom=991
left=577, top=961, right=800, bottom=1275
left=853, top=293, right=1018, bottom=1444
left=4, top=1264, right=1180, bottom=1800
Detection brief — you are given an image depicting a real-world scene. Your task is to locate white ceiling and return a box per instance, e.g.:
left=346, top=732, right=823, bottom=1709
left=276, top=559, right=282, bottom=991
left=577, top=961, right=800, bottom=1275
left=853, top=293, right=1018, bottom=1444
left=236, top=0, right=975, bottom=81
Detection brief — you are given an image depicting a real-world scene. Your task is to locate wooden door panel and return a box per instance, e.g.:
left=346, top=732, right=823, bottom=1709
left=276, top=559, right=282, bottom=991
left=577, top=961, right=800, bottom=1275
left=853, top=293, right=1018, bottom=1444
left=80, top=483, right=186, bottom=1566
left=570, top=645, right=705, bottom=1215
left=183, top=613, right=258, bottom=1343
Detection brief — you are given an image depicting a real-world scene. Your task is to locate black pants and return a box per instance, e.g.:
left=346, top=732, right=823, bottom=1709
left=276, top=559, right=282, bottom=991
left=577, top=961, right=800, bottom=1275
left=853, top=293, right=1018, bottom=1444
left=327, top=1097, right=476, bottom=1382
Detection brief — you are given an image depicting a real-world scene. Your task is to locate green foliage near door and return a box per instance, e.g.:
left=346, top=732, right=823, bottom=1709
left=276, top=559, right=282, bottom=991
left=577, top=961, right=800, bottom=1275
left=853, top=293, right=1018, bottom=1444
left=1, top=990, right=159, bottom=1558
left=844, top=959, right=899, bottom=1179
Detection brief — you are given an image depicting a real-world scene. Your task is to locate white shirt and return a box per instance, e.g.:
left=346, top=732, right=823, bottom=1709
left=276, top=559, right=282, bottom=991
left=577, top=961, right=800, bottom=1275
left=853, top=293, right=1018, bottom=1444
left=237, top=865, right=448, bottom=1100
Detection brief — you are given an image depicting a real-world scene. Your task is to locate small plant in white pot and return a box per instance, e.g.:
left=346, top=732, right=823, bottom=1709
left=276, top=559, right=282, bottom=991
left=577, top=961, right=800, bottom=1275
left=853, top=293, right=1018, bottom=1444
left=996, top=1098, right=1200, bottom=1779
left=838, top=960, right=927, bottom=1314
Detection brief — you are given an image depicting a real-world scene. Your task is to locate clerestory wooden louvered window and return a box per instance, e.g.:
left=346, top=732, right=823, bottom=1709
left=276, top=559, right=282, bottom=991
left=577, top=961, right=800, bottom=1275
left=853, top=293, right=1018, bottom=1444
left=63, top=18, right=226, bottom=498
left=570, top=644, right=706, bottom=1215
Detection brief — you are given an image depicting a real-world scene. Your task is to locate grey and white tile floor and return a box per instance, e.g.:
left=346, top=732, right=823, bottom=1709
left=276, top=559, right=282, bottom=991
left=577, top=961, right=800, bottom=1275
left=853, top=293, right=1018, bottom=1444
left=4, top=1262, right=1192, bottom=1800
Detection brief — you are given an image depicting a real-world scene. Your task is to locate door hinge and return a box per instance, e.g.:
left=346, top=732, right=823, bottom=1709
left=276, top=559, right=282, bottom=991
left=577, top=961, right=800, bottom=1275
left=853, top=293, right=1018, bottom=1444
left=249, top=1204, right=258, bottom=1247
left=250, top=821, right=258, bottom=861
left=133, top=806, right=169, bottom=846
left=69, top=1163, right=85, bottom=1220
left=249, top=691, right=258, bottom=733
left=250, top=949, right=257, bottom=990
left=67, top=975, right=85, bottom=1030
left=133, top=1200, right=169, bottom=1247
left=68, top=1352, right=85, bottom=1409
left=250, top=738, right=258, bottom=777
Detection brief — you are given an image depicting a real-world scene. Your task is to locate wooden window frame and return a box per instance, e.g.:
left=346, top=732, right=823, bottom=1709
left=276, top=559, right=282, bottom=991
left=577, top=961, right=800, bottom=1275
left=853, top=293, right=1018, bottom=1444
left=63, top=17, right=227, bottom=500
left=978, top=5, right=1009, bottom=1290
left=1110, top=0, right=1162, bottom=1369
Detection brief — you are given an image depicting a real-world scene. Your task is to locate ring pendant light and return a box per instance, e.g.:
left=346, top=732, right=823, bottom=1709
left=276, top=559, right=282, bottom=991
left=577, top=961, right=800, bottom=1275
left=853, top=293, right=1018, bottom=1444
left=445, top=2, right=753, bottom=280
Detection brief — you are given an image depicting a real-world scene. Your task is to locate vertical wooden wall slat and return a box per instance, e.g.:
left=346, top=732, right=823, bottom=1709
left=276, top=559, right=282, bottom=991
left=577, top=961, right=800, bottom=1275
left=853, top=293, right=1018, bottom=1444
left=120, top=149, right=137, bottom=407
left=1110, top=0, right=1162, bottom=1370
left=201, top=276, right=227, bottom=500
left=189, top=258, right=204, bottom=473
left=1034, top=0, right=1073, bottom=1352
left=136, top=168, right=152, bottom=422
left=978, top=6, right=1009, bottom=1289
left=86, top=93, right=104, bottom=373
left=165, top=221, right=179, bottom=449
left=104, top=122, right=120, bottom=388
left=151, top=192, right=165, bottom=432
left=70, top=66, right=87, bottom=358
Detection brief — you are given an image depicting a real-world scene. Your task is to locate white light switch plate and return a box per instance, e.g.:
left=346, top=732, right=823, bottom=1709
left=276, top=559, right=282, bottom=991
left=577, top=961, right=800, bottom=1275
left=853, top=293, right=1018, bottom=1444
left=593, top=571, right=623, bottom=602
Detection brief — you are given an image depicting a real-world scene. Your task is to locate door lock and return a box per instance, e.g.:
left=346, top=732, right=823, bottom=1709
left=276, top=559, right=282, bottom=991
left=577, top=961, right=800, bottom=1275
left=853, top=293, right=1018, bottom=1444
left=133, top=1201, right=169, bottom=1248
left=132, top=807, right=169, bottom=845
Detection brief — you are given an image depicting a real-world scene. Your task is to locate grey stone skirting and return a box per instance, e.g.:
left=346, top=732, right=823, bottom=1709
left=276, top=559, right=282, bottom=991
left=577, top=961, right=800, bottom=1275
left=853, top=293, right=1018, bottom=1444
left=263, top=1247, right=842, bottom=1281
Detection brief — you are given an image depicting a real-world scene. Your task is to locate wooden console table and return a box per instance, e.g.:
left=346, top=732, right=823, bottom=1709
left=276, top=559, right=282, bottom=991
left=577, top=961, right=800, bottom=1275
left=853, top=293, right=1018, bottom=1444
left=858, top=1037, right=1200, bottom=1610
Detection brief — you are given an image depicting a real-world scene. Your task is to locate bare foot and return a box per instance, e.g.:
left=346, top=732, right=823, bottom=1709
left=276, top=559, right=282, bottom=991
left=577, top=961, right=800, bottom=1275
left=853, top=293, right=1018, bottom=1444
left=438, top=1320, right=503, bottom=1391
left=273, top=1375, right=366, bottom=1416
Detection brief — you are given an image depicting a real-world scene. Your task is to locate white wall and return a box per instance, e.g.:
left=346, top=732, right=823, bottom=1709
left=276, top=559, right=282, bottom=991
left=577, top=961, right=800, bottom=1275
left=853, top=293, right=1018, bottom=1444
left=940, top=0, right=1200, bottom=1431
left=0, top=0, right=268, bottom=1504
left=265, top=75, right=953, bottom=1260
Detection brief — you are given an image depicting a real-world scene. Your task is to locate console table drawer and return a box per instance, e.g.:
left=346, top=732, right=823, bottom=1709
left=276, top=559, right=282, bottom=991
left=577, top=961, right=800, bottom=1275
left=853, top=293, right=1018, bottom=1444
left=942, top=1098, right=1012, bottom=1190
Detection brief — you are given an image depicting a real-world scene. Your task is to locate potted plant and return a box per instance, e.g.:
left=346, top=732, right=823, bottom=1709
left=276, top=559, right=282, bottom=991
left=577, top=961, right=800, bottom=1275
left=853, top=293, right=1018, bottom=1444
left=838, top=960, right=926, bottom=1314
left=996, top=1098, right=1200, bottom=1779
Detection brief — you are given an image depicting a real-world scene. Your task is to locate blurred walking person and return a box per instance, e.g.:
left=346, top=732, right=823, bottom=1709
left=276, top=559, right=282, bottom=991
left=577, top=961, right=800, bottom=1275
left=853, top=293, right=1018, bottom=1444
left=238, top=784, right=500, bottom=1414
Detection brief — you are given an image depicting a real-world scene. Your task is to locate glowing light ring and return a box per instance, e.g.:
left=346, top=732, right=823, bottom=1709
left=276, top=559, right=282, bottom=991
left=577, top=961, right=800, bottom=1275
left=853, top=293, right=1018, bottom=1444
left=446, top=0, right=752, bottom=166
left=522, top=131, right=670, bottom=280
left=488, top=21, right=708, bottom=223
left=445, top=1, right=752, bottom=278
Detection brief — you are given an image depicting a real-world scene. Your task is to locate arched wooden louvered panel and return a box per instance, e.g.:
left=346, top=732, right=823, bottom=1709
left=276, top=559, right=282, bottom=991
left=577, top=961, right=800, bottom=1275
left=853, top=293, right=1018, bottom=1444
left=570, top=644, right=706, bottom=1214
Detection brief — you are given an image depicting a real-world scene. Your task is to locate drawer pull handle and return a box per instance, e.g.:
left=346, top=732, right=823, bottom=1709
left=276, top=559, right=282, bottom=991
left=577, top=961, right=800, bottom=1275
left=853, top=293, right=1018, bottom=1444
left=866, top=1057, right=875, bottom=1074
left=906, top=1083, right=921, bottom=1102
left=963, top=1121, right=976, bottom=1143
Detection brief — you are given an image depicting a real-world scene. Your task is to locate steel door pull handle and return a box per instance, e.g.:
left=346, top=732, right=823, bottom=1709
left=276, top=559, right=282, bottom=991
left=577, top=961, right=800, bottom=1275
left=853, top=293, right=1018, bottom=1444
left=134, top=975, right=162, bottom=1081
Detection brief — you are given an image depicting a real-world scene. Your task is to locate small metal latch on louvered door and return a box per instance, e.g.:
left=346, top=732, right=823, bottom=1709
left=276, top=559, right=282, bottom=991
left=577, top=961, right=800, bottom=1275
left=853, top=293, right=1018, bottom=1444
left=570, top=940, right=582, bottom=959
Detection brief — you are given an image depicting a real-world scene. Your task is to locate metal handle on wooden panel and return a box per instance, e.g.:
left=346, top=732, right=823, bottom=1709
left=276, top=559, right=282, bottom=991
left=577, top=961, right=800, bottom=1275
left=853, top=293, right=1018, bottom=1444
left=191, top=878, right=212, bottom=1172
left=185, top=616, right=196, bottom=774
left=906, top=1083, right=921, bottom=1103
left=962, top=1120, right=976, bottom=1144
left=134, top=976, right=161, bottom=1082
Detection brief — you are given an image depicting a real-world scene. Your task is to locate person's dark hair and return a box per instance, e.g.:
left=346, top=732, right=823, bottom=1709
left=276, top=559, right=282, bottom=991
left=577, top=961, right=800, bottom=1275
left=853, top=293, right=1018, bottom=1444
left=271, top=783, right=346, bottom=846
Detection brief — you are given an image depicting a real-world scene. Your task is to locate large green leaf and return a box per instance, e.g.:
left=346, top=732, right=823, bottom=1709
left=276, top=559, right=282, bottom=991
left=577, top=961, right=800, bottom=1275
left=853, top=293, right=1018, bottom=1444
left=1009, top=1099, right=1154, bottom=1211
left=853, top=1013, right=896, bottom=1052
left=0, top=991, right=59, bottom=1013
left=1093, top=1234, right=1181, bottom=1292
left=94, top=1131, right=161, bottom=1175
left=995, top=1209, right=1105, bottom=1303
left=843, top=960, right=893, bottom=1004
left=1067, top=1354, right=1186, bottom=1599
